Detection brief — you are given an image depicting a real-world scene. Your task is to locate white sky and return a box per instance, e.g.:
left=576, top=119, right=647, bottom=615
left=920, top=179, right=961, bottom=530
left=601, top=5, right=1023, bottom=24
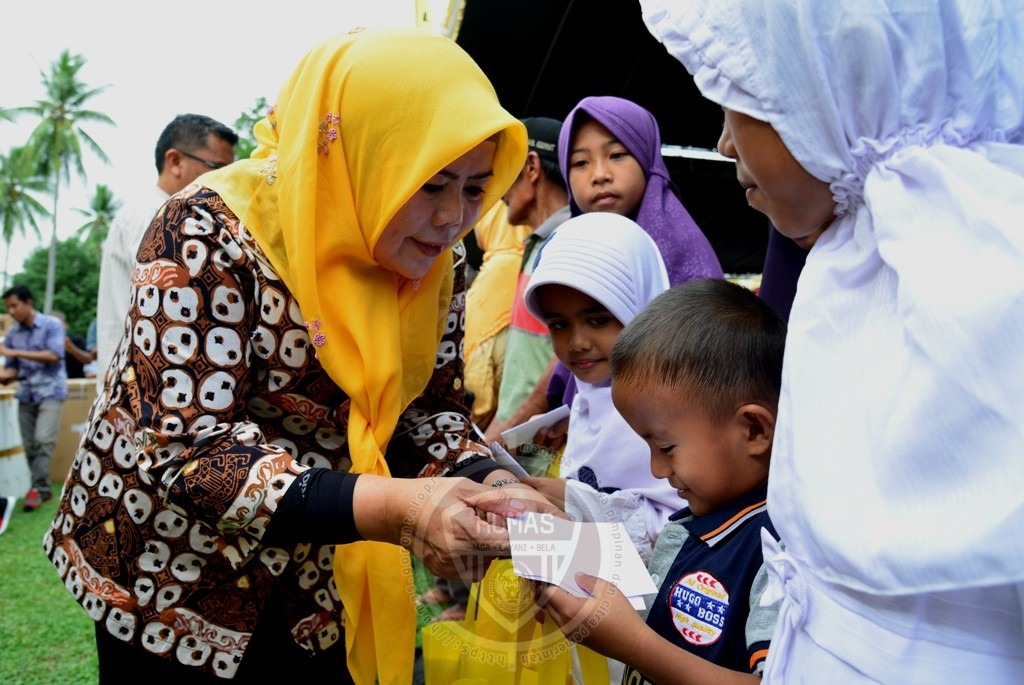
left=0, top=0, right=451, bottom=282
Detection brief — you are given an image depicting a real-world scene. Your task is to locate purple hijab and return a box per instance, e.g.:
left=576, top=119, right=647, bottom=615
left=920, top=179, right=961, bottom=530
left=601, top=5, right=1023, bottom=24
left=549, top=97, right=725, bottom=409
left=558, top=95, right=723, bottom=285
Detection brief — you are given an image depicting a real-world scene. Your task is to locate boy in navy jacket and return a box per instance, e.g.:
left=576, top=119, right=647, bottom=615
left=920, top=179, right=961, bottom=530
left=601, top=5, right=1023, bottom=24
left=537, top=279, right=785, bottom=684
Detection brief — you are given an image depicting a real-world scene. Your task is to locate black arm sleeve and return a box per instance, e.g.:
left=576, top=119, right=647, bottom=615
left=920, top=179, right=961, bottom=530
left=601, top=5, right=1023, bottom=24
left=265, top=455, right=505, bottom=546
left=450, top=455, right=504, bottom=483
left=264, top=469, right=363, bottom=545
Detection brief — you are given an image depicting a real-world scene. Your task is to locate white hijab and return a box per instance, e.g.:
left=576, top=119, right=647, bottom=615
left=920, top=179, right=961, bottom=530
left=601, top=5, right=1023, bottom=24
left=643, top=0, right=1024, bottom=594
left=524, top=213, right=683, bottom=518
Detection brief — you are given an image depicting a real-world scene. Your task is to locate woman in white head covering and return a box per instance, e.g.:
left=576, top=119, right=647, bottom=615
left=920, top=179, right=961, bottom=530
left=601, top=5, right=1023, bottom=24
left=642, top=0, right=1024, bottom=682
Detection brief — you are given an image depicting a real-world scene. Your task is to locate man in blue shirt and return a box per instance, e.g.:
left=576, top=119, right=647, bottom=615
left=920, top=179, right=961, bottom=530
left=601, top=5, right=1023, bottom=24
left=1, top=285, right=67, bottom=510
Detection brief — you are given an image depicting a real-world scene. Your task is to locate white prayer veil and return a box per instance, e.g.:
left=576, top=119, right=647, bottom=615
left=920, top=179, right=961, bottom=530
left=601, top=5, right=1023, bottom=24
left=643, top=0, right=1024, bottom=594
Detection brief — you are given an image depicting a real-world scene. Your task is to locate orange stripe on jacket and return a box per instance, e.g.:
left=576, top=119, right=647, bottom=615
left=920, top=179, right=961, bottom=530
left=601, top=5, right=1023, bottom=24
left=750, top=648, right=769, bottom=671
left=700, top=500, right=768, bottom=542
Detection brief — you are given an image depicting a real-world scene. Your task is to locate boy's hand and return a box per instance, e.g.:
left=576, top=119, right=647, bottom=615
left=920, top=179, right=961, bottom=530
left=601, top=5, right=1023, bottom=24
left=532, top=416, right=569, bottom=452
left=534, top=572, right=644, bottom=661
left=521, top=475, right=568, bottom=510
left=482, top=417, right=508, bottom=444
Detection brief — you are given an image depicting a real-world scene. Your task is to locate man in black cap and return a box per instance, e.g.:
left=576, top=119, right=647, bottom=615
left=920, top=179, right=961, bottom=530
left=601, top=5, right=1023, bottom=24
left=483, top=117, right=570, bottom=448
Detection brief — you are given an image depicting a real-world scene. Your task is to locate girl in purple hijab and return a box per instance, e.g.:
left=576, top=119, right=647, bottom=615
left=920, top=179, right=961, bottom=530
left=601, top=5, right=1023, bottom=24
left=547, top=95, right=723, bottom=409
left=558, top=95, right=723, bottom=284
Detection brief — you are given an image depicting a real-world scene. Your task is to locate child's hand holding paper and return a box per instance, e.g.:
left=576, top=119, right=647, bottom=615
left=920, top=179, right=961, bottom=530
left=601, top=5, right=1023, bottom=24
left=506, top=512, right=656, bottom=610
left=499, top=404, right=570, bottom=452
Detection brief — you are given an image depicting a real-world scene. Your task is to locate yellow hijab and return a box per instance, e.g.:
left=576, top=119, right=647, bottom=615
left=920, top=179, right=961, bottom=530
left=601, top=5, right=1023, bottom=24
left=201, top=27, right=526, bottom=684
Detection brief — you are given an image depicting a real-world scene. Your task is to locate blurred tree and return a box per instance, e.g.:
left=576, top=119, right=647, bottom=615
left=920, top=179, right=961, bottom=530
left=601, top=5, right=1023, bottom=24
left=12, top=50, right=114, bottom=313
left=233, top=96, right=270, bottom=159
left=11, top=235, right=99, bottom=334
left=0, top=145, right=50, bottom=289
left=74, top=183, right=121, bottom=256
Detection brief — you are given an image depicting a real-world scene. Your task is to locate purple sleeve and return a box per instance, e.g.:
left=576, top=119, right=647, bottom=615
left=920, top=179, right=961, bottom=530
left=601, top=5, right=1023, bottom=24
left=547, top=362, right=577, bottom=409
left=758, top=227, right=808, bottom=322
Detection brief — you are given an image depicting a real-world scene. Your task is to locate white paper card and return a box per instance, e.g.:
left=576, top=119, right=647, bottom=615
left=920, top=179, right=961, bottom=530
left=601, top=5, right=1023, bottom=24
left=507, top=512, right=657, bottom=609
left=500, top=404, right=570, bottom=451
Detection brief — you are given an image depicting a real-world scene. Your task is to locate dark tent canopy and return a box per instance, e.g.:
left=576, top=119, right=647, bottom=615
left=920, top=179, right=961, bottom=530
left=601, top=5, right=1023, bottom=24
left=454, top=0, right=773, bottom=274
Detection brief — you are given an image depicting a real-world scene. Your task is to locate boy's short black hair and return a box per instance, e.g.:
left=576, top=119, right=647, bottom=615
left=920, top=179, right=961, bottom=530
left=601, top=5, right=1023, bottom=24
left=611, top=278, right=786, bottom=422
left=2, top=284, right=34, bottom=303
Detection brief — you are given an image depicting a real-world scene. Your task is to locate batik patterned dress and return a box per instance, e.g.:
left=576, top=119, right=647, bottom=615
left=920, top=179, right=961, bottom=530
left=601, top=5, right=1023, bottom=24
left=45, top=186, right=491, bottom=678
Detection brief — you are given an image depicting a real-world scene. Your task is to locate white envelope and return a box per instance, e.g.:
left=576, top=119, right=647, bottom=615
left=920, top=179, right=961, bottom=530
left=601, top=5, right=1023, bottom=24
left=507, top=512, right=657, bottom=610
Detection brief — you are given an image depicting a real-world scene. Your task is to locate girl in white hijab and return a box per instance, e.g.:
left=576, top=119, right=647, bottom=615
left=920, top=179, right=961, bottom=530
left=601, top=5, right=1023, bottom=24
left=522, top=212, right=683, bottom=564
left=642, top=0, right=1024, bottom=682
left=523, top=212, right=684, bottom=685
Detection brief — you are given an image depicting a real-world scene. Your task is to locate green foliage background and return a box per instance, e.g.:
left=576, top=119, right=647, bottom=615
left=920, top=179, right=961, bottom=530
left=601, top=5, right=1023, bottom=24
left=10, top=236, right=99, bottom=334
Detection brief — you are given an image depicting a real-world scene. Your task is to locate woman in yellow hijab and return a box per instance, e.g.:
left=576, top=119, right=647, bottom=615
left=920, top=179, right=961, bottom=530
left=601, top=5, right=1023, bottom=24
left=45, top=26, right=542, bottom=685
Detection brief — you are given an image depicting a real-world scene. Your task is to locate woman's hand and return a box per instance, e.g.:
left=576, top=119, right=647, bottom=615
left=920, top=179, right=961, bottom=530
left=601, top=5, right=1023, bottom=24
left=534, top=572, right=644, bottom=662
left=353, top=475, right=513, bottom=581
left=352, top=474, right=567, bottom=582
left=476, top=471, right=568, bottom=526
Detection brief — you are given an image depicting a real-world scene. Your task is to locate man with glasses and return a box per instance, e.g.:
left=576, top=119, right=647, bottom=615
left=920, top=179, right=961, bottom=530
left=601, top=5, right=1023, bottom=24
left=95, top=114, right=238, bottom=381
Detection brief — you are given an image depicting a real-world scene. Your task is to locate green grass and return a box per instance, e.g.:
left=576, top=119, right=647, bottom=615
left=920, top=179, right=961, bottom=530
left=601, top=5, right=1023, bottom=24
left=0, top=494, right=452, bottom=684
left=0, top=494, right=98, bottom=684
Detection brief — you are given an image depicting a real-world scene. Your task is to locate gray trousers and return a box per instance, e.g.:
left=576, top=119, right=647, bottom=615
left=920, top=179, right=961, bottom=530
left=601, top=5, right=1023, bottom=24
left=18, top=398, right=63, bottom=496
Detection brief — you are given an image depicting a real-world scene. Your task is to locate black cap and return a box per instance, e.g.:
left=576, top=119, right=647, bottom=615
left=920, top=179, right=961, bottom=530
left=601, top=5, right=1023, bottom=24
left=521, top=117, right=562, bottom=164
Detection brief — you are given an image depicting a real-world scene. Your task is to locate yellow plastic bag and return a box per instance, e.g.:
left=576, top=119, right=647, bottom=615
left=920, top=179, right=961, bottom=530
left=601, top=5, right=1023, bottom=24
left=422, top=562, right=617, bottom=684
left=423, top=560, right=573, bottom=684
left=421, top=444, right=616, bottom=683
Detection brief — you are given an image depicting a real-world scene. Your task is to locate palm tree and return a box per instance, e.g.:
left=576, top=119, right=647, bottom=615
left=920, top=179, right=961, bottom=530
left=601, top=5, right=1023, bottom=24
left=0, top=146, right=50, bottom=289
left=74, top=183, right=121, bottom=255
left=13, top=50, right=114, bottom=312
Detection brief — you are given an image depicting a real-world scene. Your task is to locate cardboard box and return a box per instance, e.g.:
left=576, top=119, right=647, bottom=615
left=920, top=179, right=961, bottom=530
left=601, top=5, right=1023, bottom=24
left=51, top=378, right=96, bottom=484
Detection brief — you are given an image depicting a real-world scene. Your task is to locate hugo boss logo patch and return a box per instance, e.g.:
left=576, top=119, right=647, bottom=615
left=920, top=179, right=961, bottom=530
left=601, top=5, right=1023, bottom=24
left=668, top=570, right=728, bottom=646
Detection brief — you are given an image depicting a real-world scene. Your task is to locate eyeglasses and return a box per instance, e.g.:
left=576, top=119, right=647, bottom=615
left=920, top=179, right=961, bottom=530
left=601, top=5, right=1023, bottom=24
left=177, top=149, right=226, bottom=170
